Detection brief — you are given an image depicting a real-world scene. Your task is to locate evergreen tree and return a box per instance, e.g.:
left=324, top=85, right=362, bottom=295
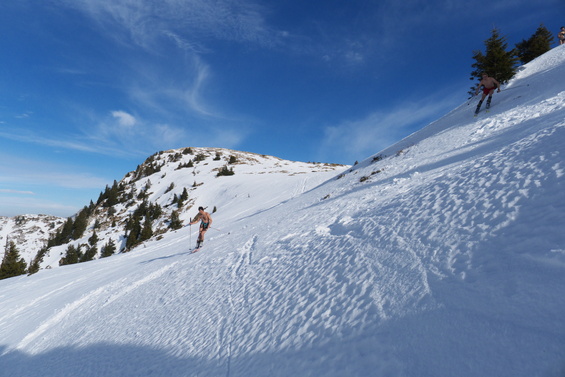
left=217, top=166, right=235, bottom=176
left=148, top=202, right=163, bottom=220
left=97, top=180, right=120, bottom=207
left=137, top=187, right=149, bottom=201
left=80, top=244, right=98, bottom=263
left=88, top=230, right=99, bottom=247
left=181, top=188, right=189, bottom=201
left=28, top=246, right=48, bottom=275
left=0, top=241, right=27, bottom=280
left=104, top=180, right=120, bottom=207
left=470, top=28, right=519, bottom=95
left=165, top=182, right=175, bottom=193
left=98, top=180, right=120, bottom=208
left=59, top=218, right=74, bottom=242
left=101, top=239, right=117, bottom=258
left=60, top=244, right=79, bottom=265
left=515, top=25, right=554, bottom=64
left=71, top=207, right=89, bottom=240
left=169, top=210, right=183, bottom=230
left=47, top=207, right=91, bottom=248
left=133, top=200, right=148, bottom=218
left=108, top=206, right=117, bottom=217
left=140, top=217, right=153, bottom=242
left=125, top=215, right=142, bottom=249
left=179, top=188, right=189, bottom=206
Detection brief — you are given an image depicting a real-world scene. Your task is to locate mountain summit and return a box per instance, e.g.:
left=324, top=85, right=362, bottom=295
left=1, top=147, right=346, bottom=270
left=1, top=46, right=564, bottom=376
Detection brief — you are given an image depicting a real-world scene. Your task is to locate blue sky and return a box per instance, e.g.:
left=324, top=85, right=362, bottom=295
left=0, top=0, right=563, bottom=217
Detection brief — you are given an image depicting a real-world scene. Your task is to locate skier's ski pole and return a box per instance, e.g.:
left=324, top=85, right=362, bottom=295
left=209, top=227, right=222, bottom=232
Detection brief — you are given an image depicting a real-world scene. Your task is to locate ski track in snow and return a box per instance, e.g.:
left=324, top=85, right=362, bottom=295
left=15, top=260, right=182, bottom=353
left=470, top=91, right=565, bottom=141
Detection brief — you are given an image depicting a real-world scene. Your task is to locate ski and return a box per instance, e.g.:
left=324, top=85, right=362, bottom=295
left=474, top=107, right=490, bottom=117
left=192, top=241, right=203, bottom=253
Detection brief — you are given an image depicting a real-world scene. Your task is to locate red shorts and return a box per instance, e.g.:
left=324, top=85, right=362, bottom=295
left=482, top=87, right=496, bottom=95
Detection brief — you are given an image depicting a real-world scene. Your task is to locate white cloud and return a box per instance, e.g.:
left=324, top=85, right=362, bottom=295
left=181, top=60, right=215, bottom=118
left=112, top=110, right=136, bottom=128
left=0, top=189, right=35, bottom=195
left=15, top=112, right=32, bottom=119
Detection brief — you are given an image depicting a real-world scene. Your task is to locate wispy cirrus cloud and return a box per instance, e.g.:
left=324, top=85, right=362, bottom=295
left=0, top=128, right=105, bottom=155
left=0, top=153, right=109, bottom=190
left=0, top=106, right=246, bottom=159
left=0, top=189, right=35, bottom=195
left=317, top=87, right=463, bottom=163
left=43, top=0, right=277, bottom=137
left=56, top=0, right=278, bottom=50
left=123, top=56, right=219, bottom=120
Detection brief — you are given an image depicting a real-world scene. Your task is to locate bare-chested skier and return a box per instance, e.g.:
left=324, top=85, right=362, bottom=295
left=474, top=72, right=501, bottom=115
left=189, top=206, right=213, bottom=250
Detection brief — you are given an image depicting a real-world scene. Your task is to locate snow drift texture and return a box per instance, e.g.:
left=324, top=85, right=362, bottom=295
left=1, top=47, right=565, bottom=377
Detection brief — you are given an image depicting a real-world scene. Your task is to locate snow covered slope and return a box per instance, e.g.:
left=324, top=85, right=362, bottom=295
left=1, top=47, right=564, bottom=377
left=1, top=148, right=346, bottom=270
left=0, top=215, right=65, bottom=261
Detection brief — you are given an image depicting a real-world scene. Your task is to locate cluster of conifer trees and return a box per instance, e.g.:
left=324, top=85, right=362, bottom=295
left=0, top=241, right=27, bottom=280
left=469, top=25, right=555, bottom=95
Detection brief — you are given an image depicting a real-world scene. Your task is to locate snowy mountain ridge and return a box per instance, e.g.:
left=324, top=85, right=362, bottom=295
left=0, top=215, right=65, bottom=264
left=1, top=147, right=347, bottom=270
left=0, top=46, right=564, bottom=377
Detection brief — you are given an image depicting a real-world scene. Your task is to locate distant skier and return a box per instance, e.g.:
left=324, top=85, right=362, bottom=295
left=474, top=72, right=501, bottom=115
left=558, top=26, right=565, bottom=46
left=189, top=206, right=213, bottom=249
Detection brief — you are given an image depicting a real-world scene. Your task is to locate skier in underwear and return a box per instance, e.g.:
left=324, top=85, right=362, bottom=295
left=474, top=72, right=501, bottom=115
left=189, top=206, right=213, bottom=249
